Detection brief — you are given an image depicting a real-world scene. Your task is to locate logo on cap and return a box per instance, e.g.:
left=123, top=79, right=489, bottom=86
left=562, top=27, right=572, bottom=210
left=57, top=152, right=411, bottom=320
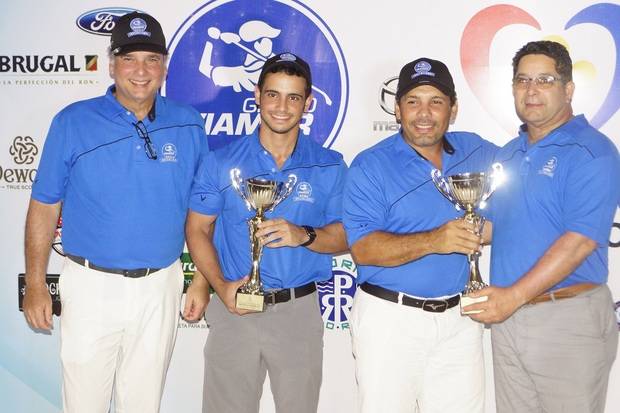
left=278, top=53, right=297, bottom=62
left=128, top=17, right=151, bottom=38
left=412, top=60, right=435, bottom=79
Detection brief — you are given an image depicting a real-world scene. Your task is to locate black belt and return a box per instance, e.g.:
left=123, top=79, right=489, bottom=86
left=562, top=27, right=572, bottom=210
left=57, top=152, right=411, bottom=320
left=66, top=254, right=160, bottom=278
left=264, top=282, right=316, bottom=305
left=360, top=283, right=460, bottom=313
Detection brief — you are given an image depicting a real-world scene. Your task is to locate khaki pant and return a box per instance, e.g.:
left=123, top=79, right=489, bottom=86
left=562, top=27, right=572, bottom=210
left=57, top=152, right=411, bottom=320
left=203, top=291, right=324, bottom=413
left=492, top=284, right=618, bottom=413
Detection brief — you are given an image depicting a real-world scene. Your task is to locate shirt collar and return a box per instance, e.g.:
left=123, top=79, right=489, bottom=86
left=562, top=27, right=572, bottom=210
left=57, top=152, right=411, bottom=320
left=102, top=85, right=162, bottom=123
left=248, top=129, right=306, bottom=165
left=518, top=114, right=585, bottom=148
left=395, top=130, right=455, bottom=163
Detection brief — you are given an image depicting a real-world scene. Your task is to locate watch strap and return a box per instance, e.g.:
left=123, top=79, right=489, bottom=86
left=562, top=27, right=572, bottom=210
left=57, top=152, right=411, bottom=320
left=300, top=225, right=316, bottom=247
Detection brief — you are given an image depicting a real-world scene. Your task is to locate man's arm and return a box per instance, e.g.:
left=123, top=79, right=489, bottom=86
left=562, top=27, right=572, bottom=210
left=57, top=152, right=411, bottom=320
left=467, top=231, right=596, bottom=323
left=254, top=220, right=348, bottom=254
left=23, top=198, right=61, bottom=330
left=185, top=210, right=251, bottom=315
left=183, top=269, right=211, bottom=322
left=351, top=218, right=481, bottom=267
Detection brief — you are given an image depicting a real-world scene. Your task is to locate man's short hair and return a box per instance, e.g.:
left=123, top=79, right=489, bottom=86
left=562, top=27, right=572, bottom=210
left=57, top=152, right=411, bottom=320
left=512, top=40, right=573, bottom=83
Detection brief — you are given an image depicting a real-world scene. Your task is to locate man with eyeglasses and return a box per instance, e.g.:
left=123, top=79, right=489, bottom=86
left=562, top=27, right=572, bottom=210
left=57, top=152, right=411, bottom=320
left=186, top=52, right=348, bottom=413
left=465, top=40, right=620, bottom=413
left=22, top=11, right=210, bottom=412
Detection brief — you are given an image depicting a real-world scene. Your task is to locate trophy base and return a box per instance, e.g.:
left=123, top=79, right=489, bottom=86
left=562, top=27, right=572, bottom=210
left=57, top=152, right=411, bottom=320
left=236, top=292, right=265, bottom=312
left=460, top=294, right=488, bottom=315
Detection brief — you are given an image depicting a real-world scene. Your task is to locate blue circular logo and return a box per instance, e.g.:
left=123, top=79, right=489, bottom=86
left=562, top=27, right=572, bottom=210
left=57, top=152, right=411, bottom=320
left=130, top=17, right=147, bottom=32
left=164, top=0, right=349, bottom=150
left=414, top=60, right=432, bottom=73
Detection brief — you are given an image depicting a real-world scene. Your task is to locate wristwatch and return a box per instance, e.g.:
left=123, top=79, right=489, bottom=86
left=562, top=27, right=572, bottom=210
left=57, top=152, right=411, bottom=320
left=300, top=225, right=316, bottom=247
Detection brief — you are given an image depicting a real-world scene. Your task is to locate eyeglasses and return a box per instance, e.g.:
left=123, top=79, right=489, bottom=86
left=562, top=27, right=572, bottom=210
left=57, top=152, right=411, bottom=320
left=133, top=121, right=158, bottom=160
left=513, top=74, right=562, bottom=89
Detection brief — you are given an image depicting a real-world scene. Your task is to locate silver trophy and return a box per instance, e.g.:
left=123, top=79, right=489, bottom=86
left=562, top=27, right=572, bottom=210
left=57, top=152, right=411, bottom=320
left=230, top=168, right=297, bottom=311
left=431, top=163, right=503, bottom=314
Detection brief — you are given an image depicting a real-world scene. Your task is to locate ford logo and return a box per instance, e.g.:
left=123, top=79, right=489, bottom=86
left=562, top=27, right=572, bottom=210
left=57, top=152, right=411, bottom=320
left=76, top=8, right=137, bottom=36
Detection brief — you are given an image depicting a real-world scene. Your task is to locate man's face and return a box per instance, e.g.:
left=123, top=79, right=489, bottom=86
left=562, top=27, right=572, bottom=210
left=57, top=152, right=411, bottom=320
left=512, top=54, right=574, bottom=130
left=255, top=71, right=312, bottom=136
left=109, top=51, right=167, bottom=109
left=395, top=84, right=457, bottom=150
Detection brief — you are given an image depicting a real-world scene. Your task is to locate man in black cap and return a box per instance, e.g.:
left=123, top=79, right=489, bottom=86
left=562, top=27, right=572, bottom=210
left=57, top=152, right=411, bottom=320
left=186, top=52, right=348, bottom=412
left=22, top=11, right=210, bottom=412
left=343, top=58, right=497, bottom=412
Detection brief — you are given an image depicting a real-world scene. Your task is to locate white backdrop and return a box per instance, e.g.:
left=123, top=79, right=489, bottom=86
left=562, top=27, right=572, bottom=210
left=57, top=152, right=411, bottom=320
left=1, top=1, right=619, bottom=412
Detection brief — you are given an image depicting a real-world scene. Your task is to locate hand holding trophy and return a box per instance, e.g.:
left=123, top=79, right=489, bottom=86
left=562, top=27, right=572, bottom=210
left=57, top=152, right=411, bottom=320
left=431, top=163, right=503, bottom=315
left=230, top=168, right=297, bottom=312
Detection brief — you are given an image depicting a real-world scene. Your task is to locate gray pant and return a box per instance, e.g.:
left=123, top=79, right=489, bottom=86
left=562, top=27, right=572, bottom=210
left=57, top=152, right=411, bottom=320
left=492, top=285, right=618, bottom=413
left=203, top=291, right=324, bottom=413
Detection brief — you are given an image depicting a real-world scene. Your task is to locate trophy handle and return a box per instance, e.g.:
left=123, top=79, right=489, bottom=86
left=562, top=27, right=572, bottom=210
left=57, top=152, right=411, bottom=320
left=230, top=168, right=252, bottom=211
left=480, top=162, right=504, bottom=206
left=431, top=169, right=459, bottom=208
left=269, top=173, right=298, bottom=211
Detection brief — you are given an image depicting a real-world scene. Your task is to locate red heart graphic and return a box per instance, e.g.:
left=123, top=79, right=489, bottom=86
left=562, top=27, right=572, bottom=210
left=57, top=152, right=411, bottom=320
left=460, top=5, right=540, bottom=134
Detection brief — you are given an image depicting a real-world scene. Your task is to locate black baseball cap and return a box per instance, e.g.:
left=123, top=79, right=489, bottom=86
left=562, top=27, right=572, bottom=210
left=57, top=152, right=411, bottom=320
left=396, top=58, right=456, bottom=100
left=110, top=12, right=168, bottom=56
left=258, top=52, right=312, bottom=90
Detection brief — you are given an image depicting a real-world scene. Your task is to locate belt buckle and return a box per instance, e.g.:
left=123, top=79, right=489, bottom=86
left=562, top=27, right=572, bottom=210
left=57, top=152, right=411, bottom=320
left=264, top=291, right=277, bottom=306
left=422, top=299, right=448, bottom=313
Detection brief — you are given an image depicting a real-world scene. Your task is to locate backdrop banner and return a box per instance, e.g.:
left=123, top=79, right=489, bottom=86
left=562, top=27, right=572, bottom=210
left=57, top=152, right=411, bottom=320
left=1, top=1, right=619, bottom=412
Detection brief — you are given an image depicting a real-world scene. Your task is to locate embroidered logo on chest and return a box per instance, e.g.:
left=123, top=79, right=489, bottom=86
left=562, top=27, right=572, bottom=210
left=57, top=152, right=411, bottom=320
left=161, top=143, right=177, bottom=162
left=293, top=181, right=314, bottom=203
left=538, top=156, right=557, bottom=177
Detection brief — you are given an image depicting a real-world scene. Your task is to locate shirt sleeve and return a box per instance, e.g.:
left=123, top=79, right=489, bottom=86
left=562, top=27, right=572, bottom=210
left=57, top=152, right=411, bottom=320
left=323, top=157, right=348, bottom=225
left=343, top=157, right=387, bottom=248
left=189, top=150, right=223, bottom=216
left=564, top=154, right=620, bottom=246
left=31, top=111, right=72, bottom=204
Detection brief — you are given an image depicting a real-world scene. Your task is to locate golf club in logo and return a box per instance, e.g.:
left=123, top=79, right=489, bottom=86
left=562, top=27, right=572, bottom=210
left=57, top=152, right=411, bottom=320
left=230, top=168, right=297, bottom=311
left=165, top=0, right=348, bottom=150
left=431, top=163, right=503, bottom=314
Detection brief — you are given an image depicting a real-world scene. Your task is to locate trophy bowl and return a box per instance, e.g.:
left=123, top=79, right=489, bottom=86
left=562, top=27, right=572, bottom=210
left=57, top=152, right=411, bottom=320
left=431, top=163, right=503, bottom=314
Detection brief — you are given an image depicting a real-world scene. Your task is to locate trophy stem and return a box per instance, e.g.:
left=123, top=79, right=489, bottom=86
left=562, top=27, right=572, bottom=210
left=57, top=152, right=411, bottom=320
left=242, top=214, right=265, bottom=294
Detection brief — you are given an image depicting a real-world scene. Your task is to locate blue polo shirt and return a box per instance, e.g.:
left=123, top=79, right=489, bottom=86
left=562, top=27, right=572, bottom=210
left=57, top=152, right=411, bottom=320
left=32, top=85, right=208, bottom=269
left=189, top=131, right=347, bottom=289
left=344, top=131, right=498, bottom=297
left=489, top=115, right=620, bottom=289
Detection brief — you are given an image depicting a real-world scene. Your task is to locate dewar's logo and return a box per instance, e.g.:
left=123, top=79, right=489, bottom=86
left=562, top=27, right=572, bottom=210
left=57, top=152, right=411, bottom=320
left=164, top=0, right=349, bottom=150
left=76, top=8, right=137, bottom=36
